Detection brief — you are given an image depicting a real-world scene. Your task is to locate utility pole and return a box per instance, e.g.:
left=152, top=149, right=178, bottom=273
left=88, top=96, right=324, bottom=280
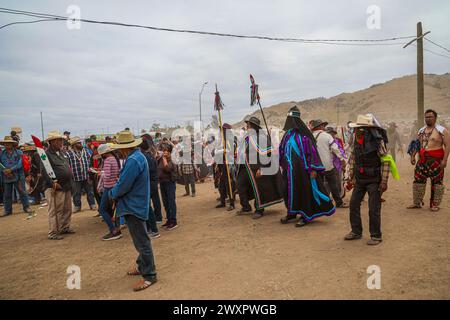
left=403, top=22, right=430, bottom=129
left=40, top=112, right=44, bottom=140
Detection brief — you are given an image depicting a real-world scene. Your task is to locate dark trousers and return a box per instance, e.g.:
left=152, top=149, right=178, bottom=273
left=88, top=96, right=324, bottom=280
left=151, top=182, right=162, bottom=222
left=3, top=177, right=30, bottom=214
left=72, top=180, right=96, bottom=208
left=160, top=181, right=177, bottom=223
left=321, top=168, right=343, bottom=207
left=183, top=173, right=196, bottom=195
left=349, top=179, right=382, bottom=238
left=146, top=204, right=158, bottom=234
left=219, top=173, right=235, bottom=206
left=124, top=214, right=157, bottom=282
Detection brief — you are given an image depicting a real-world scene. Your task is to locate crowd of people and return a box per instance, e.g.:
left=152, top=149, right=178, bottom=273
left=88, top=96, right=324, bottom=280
left=0, top=107, right=448, bottom=292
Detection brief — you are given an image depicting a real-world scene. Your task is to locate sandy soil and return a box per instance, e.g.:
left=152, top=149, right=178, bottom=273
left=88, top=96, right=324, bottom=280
left=0, top=156, right=449, bottom=300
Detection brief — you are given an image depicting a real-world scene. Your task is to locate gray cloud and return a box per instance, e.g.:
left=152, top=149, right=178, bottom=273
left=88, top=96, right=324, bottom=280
left=0, top=0, right=449, bottom=141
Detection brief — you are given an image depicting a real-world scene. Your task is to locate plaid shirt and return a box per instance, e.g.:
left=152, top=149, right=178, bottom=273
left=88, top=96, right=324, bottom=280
left=66, top=148, right=91, bottom=182
left=348, top=137, right=390, bottom=185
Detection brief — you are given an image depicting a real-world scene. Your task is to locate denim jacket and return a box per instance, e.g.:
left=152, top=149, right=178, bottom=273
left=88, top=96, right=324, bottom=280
left=110, top=149, right=150, bottom=220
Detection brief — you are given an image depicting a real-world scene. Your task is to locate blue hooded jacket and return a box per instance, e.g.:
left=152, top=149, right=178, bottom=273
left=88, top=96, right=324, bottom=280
left=110, top=149, right=150, bottom=220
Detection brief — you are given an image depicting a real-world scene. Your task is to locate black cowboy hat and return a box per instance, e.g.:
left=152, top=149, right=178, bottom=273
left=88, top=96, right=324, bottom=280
left=310, top=119, right=328, bottom=130
left=245, top=116, right=262, bottom=129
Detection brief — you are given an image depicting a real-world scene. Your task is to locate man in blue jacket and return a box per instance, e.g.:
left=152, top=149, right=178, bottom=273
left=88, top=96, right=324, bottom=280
left=0, top=136, right=33, bottom=217
left=109, top=131, right=157, bottom=292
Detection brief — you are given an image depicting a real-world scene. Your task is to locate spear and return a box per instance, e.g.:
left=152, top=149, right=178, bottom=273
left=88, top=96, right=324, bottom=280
left=250, top=74, right=271, bottom=140
left=214, top=84, right=234, bottom=209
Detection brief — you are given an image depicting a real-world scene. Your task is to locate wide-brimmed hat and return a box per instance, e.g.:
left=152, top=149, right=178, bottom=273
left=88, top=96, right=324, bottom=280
left=326, top=126, right=338, bottom=134
left=348, top=114, right=381, bottom=128
left=245, top=116, right=262, bottom=129
left=112, top=130, right=143, bottom=149
left=0, top=136, right=19, bottom=145
left=69, top=136, right=82, bottom=146
left=21, top=144, right=36, bottom=151
left=94, top=143, right=114, bottom=159
left=310, top=119, right=329, bottom=130
left=46, top=131, right=66, bottom=142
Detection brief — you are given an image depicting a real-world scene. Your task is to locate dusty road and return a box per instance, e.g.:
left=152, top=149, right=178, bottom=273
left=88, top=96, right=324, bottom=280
left=0, top=157, right=449, bottom=300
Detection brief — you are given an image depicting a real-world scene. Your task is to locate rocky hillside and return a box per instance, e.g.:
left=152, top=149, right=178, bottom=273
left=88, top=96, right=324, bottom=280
left=235, top=73, right=450, bottom=128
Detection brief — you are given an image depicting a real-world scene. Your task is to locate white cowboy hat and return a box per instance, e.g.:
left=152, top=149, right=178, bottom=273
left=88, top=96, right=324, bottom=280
left=348, top=114, right=381, bottom=128
left=94, top=143, right=115, bottom=159
left=111, top=130, right=143, bottom=150
left=46, top=131, right=66, bottom=142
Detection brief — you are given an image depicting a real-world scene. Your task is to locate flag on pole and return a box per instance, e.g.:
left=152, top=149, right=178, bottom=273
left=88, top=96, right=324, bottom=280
left=214, top=88, right=225, bottom=111
left=250, top=74, right=260, bottom=106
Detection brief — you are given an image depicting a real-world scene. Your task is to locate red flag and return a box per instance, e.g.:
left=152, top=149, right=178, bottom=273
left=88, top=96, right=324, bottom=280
left=214, top=90, right=224, bottom=111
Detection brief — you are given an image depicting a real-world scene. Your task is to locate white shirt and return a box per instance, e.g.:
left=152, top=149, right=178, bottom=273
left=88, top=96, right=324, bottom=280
left=313, top=130, right=345, bottom=171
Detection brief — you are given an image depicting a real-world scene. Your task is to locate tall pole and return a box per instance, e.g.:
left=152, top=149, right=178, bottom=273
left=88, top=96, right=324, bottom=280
left=403, top=23, right=430, bottom=131
left=40, top=111, right=44, bottom=140
left=417, top=22, right=424, bottom=128
left=215, top=84, right=234, bottom=209
left=199, top=81, right=208, bottom=132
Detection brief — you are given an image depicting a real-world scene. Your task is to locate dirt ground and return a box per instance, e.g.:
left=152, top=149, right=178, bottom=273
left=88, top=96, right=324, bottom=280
left=0, top=156, right=449, bottom=300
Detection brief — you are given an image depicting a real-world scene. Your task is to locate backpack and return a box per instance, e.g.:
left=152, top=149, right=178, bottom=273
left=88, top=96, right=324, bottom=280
left=22, top=154, right=31, bottom=173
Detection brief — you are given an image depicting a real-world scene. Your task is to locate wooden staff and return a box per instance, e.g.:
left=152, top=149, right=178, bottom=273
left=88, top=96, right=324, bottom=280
left=215, top=84, right=234, bottom=208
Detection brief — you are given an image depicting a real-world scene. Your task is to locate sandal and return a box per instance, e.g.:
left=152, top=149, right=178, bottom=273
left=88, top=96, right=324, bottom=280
left=406, top=204, right=422, bottom=209
left=133, top=278, right=157, bottom=292
left=127, top=267, right=141, bottom=276
left=48, top=234, right=64, bottom=240
left=430, top=206, right=440, bottom=212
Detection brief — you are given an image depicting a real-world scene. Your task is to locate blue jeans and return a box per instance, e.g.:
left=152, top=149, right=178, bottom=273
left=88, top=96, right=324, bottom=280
left=125, top=214, right=157, bottom=282
left=72, top=180, right=96, bottom=208
left=160, top=181, right=177, bottom=223
left=151, top=182, right=162, bottom=222
left=3, top=176, right=30, bottom=214
left=99, top=187, right=117, bottom=232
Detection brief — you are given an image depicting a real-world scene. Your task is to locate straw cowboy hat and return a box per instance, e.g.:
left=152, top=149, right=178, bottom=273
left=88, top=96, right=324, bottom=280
left=348, top=114, right=381, bottom=128
left=0, top=136, right=19, bottom=145
left=245, top=116, right=262, bottom=129
left=112, top=130, right=143, bottom=149
left=69, top=136, right=82, bottom=146
left=94, top=143, right=114, bottom=159
left=21, top=144, right=36, bottom=152
left=46, top=131, right=66, bottom=142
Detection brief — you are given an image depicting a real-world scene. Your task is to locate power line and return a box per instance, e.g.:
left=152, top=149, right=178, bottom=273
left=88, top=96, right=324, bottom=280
left=0, top=7, right=416, bottom=46
left=424, top=47, right=450, bottom=59
left=0, top=18, right=59, bottom=30
left=424, top=37, right=450, bottom=53
left=410, top=42, right=450, bottom=59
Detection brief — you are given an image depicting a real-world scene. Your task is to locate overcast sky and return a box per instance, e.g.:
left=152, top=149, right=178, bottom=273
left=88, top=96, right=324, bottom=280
left=0, top=0, right=449, bottom=140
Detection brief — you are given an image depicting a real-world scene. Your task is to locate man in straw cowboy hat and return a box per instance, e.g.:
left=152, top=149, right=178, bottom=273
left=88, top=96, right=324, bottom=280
left=109, top=130, right=157, bottom=291
left=344, top=114, right=398, bottom=246
left=0, top=136, right=34, bottom=217
left=42, top=131, right=74, bottom=240
left=66, top=136, right=97, bottom=213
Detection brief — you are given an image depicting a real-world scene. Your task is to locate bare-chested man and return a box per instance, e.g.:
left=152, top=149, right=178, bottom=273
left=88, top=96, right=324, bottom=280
left=407, top=109, right=450, bottom=212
